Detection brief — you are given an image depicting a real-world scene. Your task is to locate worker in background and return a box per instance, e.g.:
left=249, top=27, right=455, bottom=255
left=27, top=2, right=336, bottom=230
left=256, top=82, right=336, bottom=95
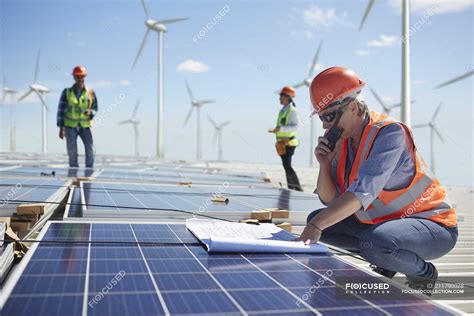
left=295, top=67, right=457, bottom=294
left=269, top=86, right=303, bottom=191
left=57, top=66, right=98, bottom=168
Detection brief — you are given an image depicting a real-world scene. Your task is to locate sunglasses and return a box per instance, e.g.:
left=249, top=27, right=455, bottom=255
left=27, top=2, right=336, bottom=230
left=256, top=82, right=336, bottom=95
left=318, top=99, right=352, bottom=123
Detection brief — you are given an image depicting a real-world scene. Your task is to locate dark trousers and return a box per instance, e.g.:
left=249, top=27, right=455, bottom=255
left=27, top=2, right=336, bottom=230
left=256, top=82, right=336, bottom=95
left=280, top=146, right=302, bottom=191
left=307, top=208, right=458, bottom=279
left=65, top=126, right=94, bottom=168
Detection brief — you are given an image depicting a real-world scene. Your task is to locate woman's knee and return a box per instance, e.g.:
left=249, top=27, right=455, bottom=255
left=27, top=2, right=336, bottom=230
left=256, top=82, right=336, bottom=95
left=306, top=208, right=327, bottom=224
left=359, top=227, right=398, bottom=259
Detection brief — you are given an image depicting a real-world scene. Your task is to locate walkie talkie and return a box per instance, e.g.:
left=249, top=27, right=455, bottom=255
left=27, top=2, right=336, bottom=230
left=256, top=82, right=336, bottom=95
left=325, top=111, right=344, bottom=151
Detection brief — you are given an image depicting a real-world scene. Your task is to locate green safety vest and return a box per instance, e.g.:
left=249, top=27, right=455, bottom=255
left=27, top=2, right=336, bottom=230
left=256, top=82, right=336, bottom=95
left=276, top=105, right=299, bottom=147
left=64, top=87, right=94, bottom=128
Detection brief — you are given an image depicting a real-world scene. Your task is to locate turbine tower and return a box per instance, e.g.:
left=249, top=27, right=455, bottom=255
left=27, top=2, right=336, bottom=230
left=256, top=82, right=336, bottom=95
left=183, top=80, right=215, bottom=160
left=208, top=115, right=231, bottom=161
left=18, top=51, right=50, bottom=154
left=132, top=0, right=188, bottom=159
left=2, top=73, right=18, bottom=152
left=288, top=41, right=323, bottom=167
left=118, top=100, right=141, bottom=157
left=360, top=0, right=411, bottom=126
left=412, top=103, right=444, bottom=174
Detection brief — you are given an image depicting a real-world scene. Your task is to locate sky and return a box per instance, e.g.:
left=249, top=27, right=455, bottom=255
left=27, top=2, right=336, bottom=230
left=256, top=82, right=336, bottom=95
left=0, top=0, right=473, bottom=186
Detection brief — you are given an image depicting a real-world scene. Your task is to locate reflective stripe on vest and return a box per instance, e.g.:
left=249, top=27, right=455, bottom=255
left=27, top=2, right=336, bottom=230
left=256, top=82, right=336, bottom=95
left=276, top=105, right=299, bottom=147
left=64, top=88, right=94, bottom=128
left=336, top=111, right=457, bottom=227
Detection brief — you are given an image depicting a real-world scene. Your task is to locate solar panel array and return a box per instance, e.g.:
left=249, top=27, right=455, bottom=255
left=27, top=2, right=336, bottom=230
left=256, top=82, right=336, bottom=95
left=2, top=222, right=456, bottom=315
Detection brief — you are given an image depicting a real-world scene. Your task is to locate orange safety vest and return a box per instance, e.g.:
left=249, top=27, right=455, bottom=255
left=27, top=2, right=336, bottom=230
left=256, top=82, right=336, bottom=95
left=336, top=111, right=457, bottom=228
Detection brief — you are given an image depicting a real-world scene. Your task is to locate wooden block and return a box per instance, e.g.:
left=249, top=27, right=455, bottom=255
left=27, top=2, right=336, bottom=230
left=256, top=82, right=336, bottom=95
left=17, top=203, right=45, bottom=216
left=179, top=181, right=192, bottom=186
left=263, top=176, right=271, bottom=183
left=212, top=195, right=229, bottom=203
left=276, top=222, right=292, bottom=232
left=5, top=227, right=20, bottom=241
left=251, top=210, right=271, bottom=221
left=10, top=220, right=34, bottom=232
left=77, top=176, right=92, bottom=182
left=239, top=219, right=260, bottom=225
left=271, top=209, right=289, bottom=219
left=0, top=217, right=11, bottom=227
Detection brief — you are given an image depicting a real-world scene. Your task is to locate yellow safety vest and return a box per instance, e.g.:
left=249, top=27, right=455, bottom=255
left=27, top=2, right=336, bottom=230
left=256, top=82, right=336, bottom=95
left=64, top=87, right=94, bottom=128
left=276, top=105, right=299, bottom=147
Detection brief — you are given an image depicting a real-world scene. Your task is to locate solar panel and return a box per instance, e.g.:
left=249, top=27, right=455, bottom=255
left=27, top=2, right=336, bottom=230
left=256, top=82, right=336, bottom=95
left=2, top=221, right=458, bottom=315
left=0, top=178, right=70, bottom=217
left=70, top=181, right=322, bottom=224
left=0, top=166, right=96, bottom=178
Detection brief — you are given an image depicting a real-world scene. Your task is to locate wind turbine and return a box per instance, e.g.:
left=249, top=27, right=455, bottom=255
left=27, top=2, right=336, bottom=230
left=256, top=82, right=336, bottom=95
left=183, top=80, right=215, bottom=160
left=369, top=87, right=416, bottom=116
left=287, top=41, right=323, bottom=167
left=360, top=0, right=411, bottom=126
left=1, top=73, right=18, bottom=152
left=434, top=70, right=474, bottom=89
left=208, top=115, right=231, bottom=161
left=412, top=103, right=444, bottom=174
left=132, top=0, right=188, bottom=159
left=118, top=100, right=141, bottom=157
left=18, top=51, right=50, bottom=154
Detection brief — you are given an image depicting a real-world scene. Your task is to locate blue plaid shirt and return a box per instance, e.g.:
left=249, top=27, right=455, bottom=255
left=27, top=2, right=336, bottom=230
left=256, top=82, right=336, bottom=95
left=57, top=84, right=98, bottom=127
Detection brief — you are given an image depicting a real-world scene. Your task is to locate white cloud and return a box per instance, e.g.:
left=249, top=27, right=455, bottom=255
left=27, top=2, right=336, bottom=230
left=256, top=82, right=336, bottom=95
left=119, top=79, right=130, bottom=86
left=176, top=59, right=209, bottom=73
left=290, top=30, right=313, bottom=39
left=297, top=6, right=351, bottom=29
left=389, top=0, right=473, bottom=14
left=367, top=35, right=398, bottom=47
left=90, top=80, right=113, bottom=89
left=354, top=50, right=369, bottom=57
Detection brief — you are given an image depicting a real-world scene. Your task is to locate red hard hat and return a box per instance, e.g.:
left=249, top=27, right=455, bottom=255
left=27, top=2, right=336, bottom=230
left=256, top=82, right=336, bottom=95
left=72, top=65, right=88, bottom=77
left=309, top=67, right=365, bottom=116
left=280, top=86, right=296, bottom=98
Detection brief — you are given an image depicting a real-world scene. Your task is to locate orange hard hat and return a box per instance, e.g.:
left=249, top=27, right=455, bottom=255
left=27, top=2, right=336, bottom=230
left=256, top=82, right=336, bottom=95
left=280, top=86, right=296, bottom=98
left=309, top=67, right=365, bottom=116
left=72, top=65, right=88, bottom=77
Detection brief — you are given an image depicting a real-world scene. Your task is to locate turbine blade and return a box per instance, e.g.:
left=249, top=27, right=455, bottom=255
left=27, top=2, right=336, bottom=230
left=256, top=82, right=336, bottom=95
left=359, top=0, right=376, bottom=31
left=412, top=123, right=428, bottom=128
left=132, top=29, right=150, bottom=69
left=33, top=88, right=50, bottom=112
left=34, top=50, right=41, bottom=83
left=156, top=18, right=189, bottom=25
left=141, top=0, right=150, bottom=19
left=292, top=82, right=306, bottom=89
left=369, top=88, right=388, bottom=111
left=199, top=99, right=215, bottom=104
left=219, top=121, right=231, bottom=128
left=434, top=70, right=474, bottom=89
left=431, top=102, right=442, bottom=122
left=207, top=115, right=217, bottom=127
left=308, top=41, right=323, bottom=78
left=118, top=120, right=131, bottom=125
left=185, top=80, right=194, bottom=101
left=18, top=89, right=33, bottom=102
left=183, top=106, right=194, bottom=127
left=132, top=99, right=140, bottom=117
left=434, top=127, right=445, bottom=142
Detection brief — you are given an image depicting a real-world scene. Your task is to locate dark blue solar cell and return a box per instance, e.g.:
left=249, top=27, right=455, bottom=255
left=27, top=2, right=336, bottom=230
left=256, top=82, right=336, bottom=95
left=89, top=259, right=148, bottom=274
left=132, top=223, right=171, bottom=231
left=154, top=272, right=219, bottom=291
left=12, top=275, right=85, bottom=294
left=162, top=291, right=241, bottom=314
left=230, top=289, right=309, bottom=312
left=89, top=273, right=154, bottom=293
left=43, top=227, right=90, bottom=242
left=290, top=287, right=371, bottom=308
left=34, top=244, right=88, bottom=260
left=267, top=270, right=333, bottom=288
left=147, top=259, right=205, bottom=273
left=248, top=258, right=309, bottom=272
left=91, top=228, right=135, bottom=242
left=213, top=271, right=280, bottom=289
left=294, top=257, right=357, bottom=270
left=3, top=295, right=83, bottom=316
left=141, top=246, right=194, bottom=259
left=199, top=258, right=260, bottom=272
left=90, top=245, right=142, bottom=259
left=87, top=293, right=164, bottom=315
left=23, top=259, right=87, bottom=275
left=321, top=308, right=385, bottom=315
left=133, top=229, right=180, bottom=242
